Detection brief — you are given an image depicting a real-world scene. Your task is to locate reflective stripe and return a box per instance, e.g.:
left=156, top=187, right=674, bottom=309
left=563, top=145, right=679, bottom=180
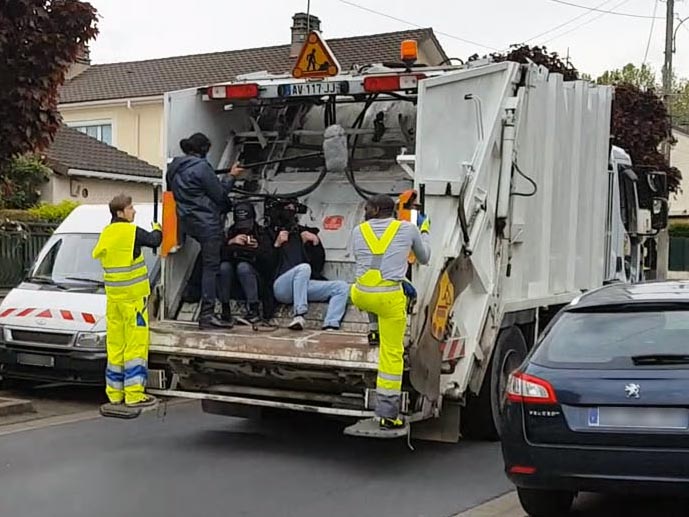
left=106, top=363, right=123, bottom=373
left=104, top=272, right=149, bottom=288
left=106, top=377, right=124, bottom=390
left=376, top=387, right=401, bottom=397
left=124, top=365, right=147, bottom=380
left=377, top=371, right=402, bottom=382
left=124, top=375, right=147, bottom=388
left=103, top=262, right=147, bottom=274
left=124, top=358, right=147, bottom=369
left=355, top=283, right=401, bottom=293
left=359, top=220, right=402, bottom=256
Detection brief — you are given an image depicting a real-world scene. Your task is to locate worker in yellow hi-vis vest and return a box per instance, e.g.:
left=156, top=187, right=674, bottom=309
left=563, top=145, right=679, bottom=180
left=92, top=194, right=162, bottom=408
left=349, top=195, right=431, bottom=433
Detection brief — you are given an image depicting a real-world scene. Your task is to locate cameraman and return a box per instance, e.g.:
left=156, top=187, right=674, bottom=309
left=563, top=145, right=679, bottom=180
left=271, top=201, right=349, bottom=331
left=219, top=202, right=277, bottom=324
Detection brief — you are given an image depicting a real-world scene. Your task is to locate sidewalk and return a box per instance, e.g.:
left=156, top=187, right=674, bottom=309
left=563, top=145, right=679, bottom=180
left=454, top=493, right=522, bottom=517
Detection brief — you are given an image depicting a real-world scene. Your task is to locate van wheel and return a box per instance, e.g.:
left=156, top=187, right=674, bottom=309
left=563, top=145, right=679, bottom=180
left=463, top=326, right=527, bottom=441
left=517, top=488, right=575, bottom=516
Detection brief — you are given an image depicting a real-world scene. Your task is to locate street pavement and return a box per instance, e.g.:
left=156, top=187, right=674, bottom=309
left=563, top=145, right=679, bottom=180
left=0, top=401, right=513, bottom=517
left=1, top=395, right=687, bottom=517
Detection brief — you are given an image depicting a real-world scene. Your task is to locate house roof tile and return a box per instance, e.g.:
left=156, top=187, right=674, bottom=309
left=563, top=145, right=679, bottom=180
left=60, top=28, right=441, bottom=103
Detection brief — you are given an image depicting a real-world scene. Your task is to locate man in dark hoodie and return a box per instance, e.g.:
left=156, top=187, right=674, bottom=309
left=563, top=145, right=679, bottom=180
left=166, top=132, right=244, bottom=330
left=219, top=201, right=278, bottom=324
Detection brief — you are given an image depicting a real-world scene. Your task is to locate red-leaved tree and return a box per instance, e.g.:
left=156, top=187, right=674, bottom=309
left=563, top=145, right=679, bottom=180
left=0, top=0, right=98, bottom=165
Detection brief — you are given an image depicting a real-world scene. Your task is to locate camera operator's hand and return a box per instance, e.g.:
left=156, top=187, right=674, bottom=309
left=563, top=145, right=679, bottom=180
left=229, top=162, right=246, bottom=178
left=274, top=230, right=290, bottom=248
left=229, top=234, right=249, bottom=246
left=301, top=231, right=319, bottom=246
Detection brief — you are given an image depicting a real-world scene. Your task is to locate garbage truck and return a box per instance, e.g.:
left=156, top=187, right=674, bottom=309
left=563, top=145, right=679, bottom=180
left=146, top=47, right=668, bottom=441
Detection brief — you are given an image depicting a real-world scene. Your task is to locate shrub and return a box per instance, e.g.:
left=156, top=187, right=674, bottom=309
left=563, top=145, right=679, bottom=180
left=669, top=222, right=689, bottom=238
left=28, top=200, right=79, bottom=223
left=0, top=154, right=50, bottom=209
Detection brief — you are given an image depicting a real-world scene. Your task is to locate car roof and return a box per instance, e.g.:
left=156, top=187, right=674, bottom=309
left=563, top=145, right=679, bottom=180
left=55, top=204, right=159, bottom=234
left=568, top=281, right=689, bottom=310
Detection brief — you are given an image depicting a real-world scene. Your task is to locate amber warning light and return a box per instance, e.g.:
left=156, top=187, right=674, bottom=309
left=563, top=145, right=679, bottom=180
left=400, top=39, right=418, bottom=64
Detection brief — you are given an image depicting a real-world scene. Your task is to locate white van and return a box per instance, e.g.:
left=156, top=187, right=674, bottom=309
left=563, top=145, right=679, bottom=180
left=0, top=204, right=160, bottom=385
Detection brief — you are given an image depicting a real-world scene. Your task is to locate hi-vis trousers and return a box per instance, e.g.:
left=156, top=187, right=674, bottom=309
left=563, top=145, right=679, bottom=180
left=105, top=297, right=149, bottom=405
left=350, top=283, right=407, bottom=419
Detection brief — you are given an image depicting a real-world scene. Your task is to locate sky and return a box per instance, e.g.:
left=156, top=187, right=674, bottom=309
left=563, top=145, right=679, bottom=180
left=85, top=0, right=689, bottom=80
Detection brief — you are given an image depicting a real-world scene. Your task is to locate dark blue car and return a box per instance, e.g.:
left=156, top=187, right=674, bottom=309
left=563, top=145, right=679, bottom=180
left=501, top=282, right=689, bottom=517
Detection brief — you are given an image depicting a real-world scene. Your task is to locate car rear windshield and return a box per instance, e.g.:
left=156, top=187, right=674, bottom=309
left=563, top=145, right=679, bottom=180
left=531, top=309, right=689, bottom=369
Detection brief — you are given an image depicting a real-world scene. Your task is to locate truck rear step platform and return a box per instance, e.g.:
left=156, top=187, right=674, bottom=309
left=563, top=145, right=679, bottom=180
left=149, top=321, right=379, bottom=370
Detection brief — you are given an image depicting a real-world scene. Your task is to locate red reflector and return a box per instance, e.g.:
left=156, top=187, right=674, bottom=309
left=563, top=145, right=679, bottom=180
left=509, top=465, right=536, bottom=475
left=60, top=310, right=74, bottom=321
left=82, top=313, right=96, bottom=324
left=363, top=74, right=425, bottom=93
left=207, top=83, right=259, bottom=100
left=506, top=372, right=558, bottom=405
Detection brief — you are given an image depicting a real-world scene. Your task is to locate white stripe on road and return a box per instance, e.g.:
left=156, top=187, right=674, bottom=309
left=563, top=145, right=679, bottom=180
left=453, top=492, right=521, bottom=517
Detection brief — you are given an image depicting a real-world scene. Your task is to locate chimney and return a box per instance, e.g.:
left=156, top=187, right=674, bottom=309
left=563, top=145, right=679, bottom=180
left=66, top=44, right=91, bottom=80
left=291, top=12, right=321, bottom=59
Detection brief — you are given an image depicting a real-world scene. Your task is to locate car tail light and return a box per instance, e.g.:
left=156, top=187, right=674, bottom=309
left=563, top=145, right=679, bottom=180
left=509, top=465, right=536, bottom=475
left=207, top=83, right=259, bottom=100
left=506, top=372, right=557, bottom=405
left=363, top=74, right=426, bottom=93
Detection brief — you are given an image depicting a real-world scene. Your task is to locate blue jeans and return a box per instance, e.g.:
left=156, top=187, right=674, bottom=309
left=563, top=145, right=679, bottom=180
left=273, top=263, right=349, bottom=328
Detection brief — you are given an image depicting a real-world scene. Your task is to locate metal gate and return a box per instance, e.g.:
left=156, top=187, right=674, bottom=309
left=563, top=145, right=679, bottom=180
left=0, top=222, right=57, bottom=288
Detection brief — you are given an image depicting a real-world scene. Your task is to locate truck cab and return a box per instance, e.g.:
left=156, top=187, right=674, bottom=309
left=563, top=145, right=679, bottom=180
left=0, top=204, right=159, bottom=385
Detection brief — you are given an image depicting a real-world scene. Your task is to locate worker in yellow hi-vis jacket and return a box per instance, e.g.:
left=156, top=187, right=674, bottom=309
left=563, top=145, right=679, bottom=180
left=349, top=194, right=431, bottom=433
left=92, top=194, right=162, bottom=408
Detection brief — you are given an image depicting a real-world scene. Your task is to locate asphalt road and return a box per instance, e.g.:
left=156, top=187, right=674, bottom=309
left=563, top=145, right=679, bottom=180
left=0, top=402, right=513, bottom=517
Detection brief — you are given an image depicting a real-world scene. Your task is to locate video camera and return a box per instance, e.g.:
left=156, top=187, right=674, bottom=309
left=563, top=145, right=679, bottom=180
left=264, top=196, right=308, bottom=234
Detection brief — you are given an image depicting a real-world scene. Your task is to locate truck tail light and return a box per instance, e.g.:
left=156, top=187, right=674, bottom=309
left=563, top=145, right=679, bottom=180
left=506, top=372, right=557, bottom=405
left=509, top=465, right=537, bottom=475
left=363, top=74, right=425, bottom=93
left=207, top=83, right=259, bottom=100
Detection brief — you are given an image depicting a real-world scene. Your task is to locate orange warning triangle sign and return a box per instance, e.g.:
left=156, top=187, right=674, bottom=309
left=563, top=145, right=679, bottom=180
left=292, top=32, right=341, bottom=79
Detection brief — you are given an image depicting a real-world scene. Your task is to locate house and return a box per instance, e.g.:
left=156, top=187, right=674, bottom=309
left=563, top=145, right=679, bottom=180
left=670, top=126, right=689, bottom=221
left=58, top=13, right=448, bottom=171
left=42, top=125, right=161, bottom=204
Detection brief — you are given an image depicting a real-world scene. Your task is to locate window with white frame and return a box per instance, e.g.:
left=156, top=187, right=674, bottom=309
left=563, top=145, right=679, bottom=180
left=69, top=121, right=113, bottom=145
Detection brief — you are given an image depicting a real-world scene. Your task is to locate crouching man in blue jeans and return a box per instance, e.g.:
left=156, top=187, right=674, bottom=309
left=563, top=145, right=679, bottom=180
left=272, top=206, right=349, bottom=331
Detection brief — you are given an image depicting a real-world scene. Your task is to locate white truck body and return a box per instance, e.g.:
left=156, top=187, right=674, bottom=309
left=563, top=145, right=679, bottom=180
left=148, top=60, right=642, bottom=440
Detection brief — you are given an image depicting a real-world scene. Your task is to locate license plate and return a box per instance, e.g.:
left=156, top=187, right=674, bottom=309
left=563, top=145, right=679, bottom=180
left=16, top=352, right=55, bottom=368
left=588, top=407, right=689, bottom=430
left=279, top=81, right=342, bottom=97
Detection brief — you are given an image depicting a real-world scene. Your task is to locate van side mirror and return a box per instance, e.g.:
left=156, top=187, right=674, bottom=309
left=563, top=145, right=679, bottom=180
left=651, top=197, right=669, bottom=231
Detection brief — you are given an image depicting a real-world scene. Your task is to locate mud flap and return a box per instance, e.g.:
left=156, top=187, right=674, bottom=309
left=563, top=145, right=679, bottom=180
left=409, top=255, right=474, bottom=401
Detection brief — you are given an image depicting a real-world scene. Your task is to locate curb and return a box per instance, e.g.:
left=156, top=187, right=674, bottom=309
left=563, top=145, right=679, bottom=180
left=0, top=397, right=34, bottom=417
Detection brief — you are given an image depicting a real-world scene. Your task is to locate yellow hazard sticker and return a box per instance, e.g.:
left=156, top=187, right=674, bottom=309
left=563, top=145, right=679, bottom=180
left=431, top=271, right=454, bottom=341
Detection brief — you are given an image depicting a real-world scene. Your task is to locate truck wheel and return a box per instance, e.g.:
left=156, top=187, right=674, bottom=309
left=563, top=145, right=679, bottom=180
left=517, top=488, right=575, bottom=516
left=463, top=326, right=527, bottom=441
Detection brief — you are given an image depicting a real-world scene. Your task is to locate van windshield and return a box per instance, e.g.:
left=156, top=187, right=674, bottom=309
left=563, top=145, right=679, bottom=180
left=29, top=234, right=156, bottom=287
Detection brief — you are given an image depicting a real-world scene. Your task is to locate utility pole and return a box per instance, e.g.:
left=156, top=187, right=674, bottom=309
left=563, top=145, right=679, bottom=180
left=657, top=0, right=674, bottom=280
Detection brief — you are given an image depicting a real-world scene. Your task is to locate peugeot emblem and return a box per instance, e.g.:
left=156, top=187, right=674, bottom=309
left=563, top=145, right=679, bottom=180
left=625, top=383, right=641, bottom=399
left=36, top=319, right=47, bottom=326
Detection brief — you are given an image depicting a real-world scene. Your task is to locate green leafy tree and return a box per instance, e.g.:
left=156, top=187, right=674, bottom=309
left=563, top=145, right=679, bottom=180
left=597, top=63, right=657, bottom=91
left=0, top=0, right=98, bottom=166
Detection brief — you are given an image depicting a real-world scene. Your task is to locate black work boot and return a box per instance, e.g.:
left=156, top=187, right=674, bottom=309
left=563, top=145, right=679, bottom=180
left=246, top=302, right=261, bottom=324
left=221, top=303, right=235, bottom=324
left=199, top=300, right=234, bottom=330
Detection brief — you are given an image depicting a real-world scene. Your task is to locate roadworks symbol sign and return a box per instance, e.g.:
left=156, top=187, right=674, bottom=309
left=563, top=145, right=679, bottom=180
left=292, top=31, right=341, bottom=79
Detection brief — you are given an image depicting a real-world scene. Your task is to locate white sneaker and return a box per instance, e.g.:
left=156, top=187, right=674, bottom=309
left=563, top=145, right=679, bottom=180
left=288, top=315, right=305, bottom=331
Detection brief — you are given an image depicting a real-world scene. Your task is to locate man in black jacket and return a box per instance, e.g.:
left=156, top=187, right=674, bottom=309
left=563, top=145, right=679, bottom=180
left=219, top=202, right=277, bottom=324
left=166, top=132, right=244, bottom=330
left=271, top=202, right=349, bottom=331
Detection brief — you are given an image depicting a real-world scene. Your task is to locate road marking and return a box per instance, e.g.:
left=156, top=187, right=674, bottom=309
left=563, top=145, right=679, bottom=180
left=454, top=492, right=522, bottom=517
